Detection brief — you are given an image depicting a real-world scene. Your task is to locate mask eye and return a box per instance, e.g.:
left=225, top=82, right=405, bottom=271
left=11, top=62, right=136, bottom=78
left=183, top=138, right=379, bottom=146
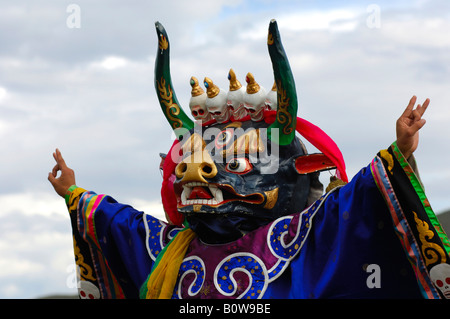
left=215, top=129, right=233, bottom=149
left=225, top=157, right=252, bottom=174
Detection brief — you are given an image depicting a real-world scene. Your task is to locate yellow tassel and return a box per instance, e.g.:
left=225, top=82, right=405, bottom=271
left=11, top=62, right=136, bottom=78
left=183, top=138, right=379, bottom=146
left=326, top=176, right=347, bottom=193
left=146, top=228, right=196, bottom=299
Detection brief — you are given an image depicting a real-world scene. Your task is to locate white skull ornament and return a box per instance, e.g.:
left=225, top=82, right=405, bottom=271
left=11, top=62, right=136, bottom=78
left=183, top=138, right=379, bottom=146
left=204, top=77, right=231, bottom=124
left=244, top=72, right=266, bottom=122
left=430, top=263, right=450, bottom=298
left=226, top=68, right=247, bottom=121
left=78, top=280, right=101, bottom=299
left=265, top=82, right=278, bottom=111
left=189, top=76, right=212, bottom=123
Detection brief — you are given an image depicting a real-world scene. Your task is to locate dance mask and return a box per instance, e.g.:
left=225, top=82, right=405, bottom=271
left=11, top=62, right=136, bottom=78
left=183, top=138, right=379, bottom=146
left=155, top=20, right=347, bottom=244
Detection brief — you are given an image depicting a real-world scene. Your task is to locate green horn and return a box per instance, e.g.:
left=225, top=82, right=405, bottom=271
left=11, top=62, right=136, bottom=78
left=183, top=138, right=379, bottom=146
left=267, top=19, right=298, bottom=145
left=154, top=22, right=194, bottom=138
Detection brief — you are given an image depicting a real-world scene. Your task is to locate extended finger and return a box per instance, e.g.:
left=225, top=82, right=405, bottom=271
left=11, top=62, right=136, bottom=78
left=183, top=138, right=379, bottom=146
left=402, top=95, right=417, bottom=117
left=417, top=98, right=430, bottom=117
left=55, top=148, right=68, bottom=169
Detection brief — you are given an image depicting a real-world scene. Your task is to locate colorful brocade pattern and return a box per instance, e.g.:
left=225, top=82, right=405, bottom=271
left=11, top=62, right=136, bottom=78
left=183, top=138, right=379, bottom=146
left=141, top=190, right=335, bottom=299
left=66, top=143, right=450, bottom=299
left=371, top=142, right=450, bottom=299
left=68, top=190, right=125, bottom=299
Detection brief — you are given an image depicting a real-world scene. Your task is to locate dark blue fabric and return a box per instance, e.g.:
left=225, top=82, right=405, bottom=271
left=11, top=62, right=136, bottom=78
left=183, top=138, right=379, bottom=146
left=90, top=195, right=153, bottom=297
left=267, top=165, right=422, bottom=298
left=85, top=164, right=423, bottom=298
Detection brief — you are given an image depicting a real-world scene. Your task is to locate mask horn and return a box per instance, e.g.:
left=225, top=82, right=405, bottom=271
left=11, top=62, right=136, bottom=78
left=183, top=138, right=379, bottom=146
left=154, top=22, right=194, bottom=138
left=267, top=19, right=297, bottom=145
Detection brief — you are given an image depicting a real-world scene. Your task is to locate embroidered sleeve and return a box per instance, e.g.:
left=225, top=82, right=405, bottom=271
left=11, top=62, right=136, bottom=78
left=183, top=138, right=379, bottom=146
left=65, top=186, right=103, bottom=299
left=66, top=186, right=143, bottom=298
left=372, top=142, right=450, bottom=298
left=67, top=187, right=110, bottom=251
left=390, top=142, right=449, bottom=253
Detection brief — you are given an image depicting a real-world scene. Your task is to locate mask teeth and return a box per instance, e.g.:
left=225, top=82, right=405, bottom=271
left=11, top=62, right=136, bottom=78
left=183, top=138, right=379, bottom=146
left=180, top=183, right=223, bottom=206
left=181, top=198, right=219, bottom=206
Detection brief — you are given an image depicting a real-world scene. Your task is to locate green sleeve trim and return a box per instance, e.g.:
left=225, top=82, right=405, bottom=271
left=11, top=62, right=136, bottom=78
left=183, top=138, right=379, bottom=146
left=391, top=142, right=450, bottom=255
left=65, top=185, right=79, bottom=205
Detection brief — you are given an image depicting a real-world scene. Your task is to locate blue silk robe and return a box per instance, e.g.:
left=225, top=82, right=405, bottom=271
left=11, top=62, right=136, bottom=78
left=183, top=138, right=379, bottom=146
left=67, top=143, right=450, bottom=299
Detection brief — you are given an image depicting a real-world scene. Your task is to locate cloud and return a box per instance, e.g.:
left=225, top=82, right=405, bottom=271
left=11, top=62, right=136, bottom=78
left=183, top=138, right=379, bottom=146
left=0, top=191, right=167, bottom=298
left=0, top=86, right=7, bottom=101
left=240, top=8, right=361, bottom=40
left=93, top=56, right=129, bottom=70
left=0, top=205, right=74, bottom=298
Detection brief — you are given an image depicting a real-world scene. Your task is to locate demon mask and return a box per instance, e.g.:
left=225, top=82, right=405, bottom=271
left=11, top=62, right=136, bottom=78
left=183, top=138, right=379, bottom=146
left=154, top=20, right=343, bottom=244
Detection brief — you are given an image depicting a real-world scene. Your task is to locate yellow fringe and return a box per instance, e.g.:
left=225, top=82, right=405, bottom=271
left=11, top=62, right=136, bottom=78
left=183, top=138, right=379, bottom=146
left=146, top=228, right=196, bottom=299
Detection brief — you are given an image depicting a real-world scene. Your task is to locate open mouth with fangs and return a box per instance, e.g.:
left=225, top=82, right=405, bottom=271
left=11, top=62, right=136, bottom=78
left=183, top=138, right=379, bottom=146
left=177, top=182, right=264, bottom=208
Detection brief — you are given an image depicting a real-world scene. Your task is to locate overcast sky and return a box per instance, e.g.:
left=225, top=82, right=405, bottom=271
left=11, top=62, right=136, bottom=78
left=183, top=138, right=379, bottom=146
left=1, top=0, right=450, bottom=298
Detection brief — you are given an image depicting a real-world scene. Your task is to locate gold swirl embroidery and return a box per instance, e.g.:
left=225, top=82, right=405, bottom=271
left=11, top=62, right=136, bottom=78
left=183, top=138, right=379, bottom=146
left=73, top=236, right=96, bottom=282
left=379, top=149, right=394, bottom=174
left=159, top=35, right=168, bottom=50
left=157, top=77, right=183, bottom=129
left=413, top=211, right=447, bottom=266
left=267, top=32, right=274, bottom=45
left=68, top=195, right=78, bottom=213
left=276, top=80, right=293, bottom=135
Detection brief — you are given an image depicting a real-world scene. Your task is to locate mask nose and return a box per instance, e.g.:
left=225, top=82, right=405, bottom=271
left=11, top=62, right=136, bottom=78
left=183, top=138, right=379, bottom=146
left=175, top=149, right=217, bottom=183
